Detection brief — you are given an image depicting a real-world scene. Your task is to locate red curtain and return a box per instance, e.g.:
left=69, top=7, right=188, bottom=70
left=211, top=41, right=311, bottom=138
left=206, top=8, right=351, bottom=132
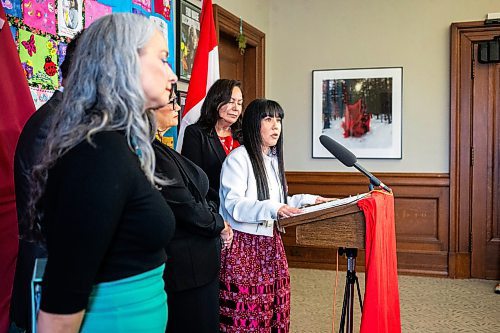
left=0, top=5, right=36, bottom=332
left=358, top=191, right=401, bottom=333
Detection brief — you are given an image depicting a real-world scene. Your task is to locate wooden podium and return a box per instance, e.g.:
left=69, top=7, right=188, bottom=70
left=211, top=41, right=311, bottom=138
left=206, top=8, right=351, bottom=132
left=279, top=198, right=367, bottom=333
left=279, top=200, right=366, bottom=249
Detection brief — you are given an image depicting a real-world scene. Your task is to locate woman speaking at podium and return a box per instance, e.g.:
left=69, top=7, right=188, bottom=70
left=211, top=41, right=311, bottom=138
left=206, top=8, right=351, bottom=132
left=218, top=99, right=332, bottom=332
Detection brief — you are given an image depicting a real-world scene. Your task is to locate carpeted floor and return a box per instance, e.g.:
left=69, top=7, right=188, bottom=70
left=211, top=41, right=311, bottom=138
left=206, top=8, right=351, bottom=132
left=290, top=268, right=500, bottom=333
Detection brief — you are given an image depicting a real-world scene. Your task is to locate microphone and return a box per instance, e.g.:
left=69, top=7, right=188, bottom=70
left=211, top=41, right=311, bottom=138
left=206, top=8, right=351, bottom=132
left=319, top=135, right=392, bottom=193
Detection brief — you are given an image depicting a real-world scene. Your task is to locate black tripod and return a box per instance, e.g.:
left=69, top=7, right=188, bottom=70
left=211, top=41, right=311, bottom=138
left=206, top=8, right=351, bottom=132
left=338, top=247, right=363, bottom=333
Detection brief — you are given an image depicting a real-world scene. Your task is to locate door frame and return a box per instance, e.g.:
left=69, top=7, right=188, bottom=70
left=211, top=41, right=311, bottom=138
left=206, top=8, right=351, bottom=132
left=449, top=21, right=500, bottom=278
left=213, top=4, right=266, bottom=99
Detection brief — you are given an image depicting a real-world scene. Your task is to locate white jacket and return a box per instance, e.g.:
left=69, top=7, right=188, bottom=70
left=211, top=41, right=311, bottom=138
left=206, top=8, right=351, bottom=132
left=219, top=146, right=317, bottom=237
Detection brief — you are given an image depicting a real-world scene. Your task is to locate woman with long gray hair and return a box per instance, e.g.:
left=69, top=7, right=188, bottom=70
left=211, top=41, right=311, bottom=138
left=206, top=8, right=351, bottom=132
left=27, top=13, right=177, bottom=332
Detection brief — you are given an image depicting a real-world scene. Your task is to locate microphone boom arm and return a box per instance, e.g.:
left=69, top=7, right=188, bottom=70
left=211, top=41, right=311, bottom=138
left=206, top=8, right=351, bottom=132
left=353, top=162, right=392, bottom=193
left=319, top=135, right=392, bottom=193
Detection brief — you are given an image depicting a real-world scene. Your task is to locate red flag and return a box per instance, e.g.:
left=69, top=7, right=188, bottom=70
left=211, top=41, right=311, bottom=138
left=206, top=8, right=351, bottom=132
left=176, top=0, right=219, bottom=152
left=0, top=5, right=36, bottom=332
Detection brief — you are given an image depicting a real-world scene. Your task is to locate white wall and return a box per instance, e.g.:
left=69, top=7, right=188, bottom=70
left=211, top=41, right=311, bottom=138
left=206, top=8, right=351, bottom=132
left=177, top=0, right=271, bottom=92
left=195, top=0, right=499, bottom=173
left=213, top=0, right=271, bottom=88
left=268, top=0, right=499, bottom=172
left=213, top=0, right=270, bottom=34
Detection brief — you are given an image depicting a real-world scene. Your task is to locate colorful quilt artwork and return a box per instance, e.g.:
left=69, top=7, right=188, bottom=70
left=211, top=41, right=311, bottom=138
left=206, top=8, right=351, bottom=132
left=94, top=0, right=131, bottom=13
left=29, top=86, right=55, bottom=109
left=57, top=41, right=66, bottom=85
left=132, top=0, right=151, bottom=12
left=84, top=0, right=111, bottom=28
left=150, top=0, right=174, bottom=73
left=150, top=15, right=171, bottom=66
left=6, top=0, right=177, bottom=106
left=22, top=0, right=56, bottom=35
left=2, top=0, right=22, bottom=18
left=132, top=7, right=148, bottom=16
left=57, top=0, right=83, bottom=38
left=154, top=0, right=171, bottom=21
left=18, top=29, right=59, bottom=90
left=9, top=25, right=17, bottom=44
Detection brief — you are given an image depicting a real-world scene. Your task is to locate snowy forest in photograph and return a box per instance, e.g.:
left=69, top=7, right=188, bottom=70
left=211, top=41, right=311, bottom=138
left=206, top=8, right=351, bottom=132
left=312, top=68, right=402, bottom=159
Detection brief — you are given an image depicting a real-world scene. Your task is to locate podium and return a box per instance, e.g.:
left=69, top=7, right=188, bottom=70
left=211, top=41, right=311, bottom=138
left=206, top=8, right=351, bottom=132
left=280, top=199, right=367, bottom=333
left=279, top=200, right=365, bottom=249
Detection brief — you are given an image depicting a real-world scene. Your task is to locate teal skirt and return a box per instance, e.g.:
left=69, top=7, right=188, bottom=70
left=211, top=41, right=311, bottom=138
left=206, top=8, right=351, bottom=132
left=80, top=264, right=167, bottom=333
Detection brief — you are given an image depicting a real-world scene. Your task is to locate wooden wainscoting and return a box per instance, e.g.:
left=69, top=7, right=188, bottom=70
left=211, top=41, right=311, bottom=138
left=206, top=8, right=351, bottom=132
left=285, top=172, right=450, bottom=277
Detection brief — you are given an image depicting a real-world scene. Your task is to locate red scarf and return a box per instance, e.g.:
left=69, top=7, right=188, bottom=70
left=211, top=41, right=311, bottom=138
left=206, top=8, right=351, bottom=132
left=219, top=135, right=240, bottom=155
left=358, top=191, right=401, bottom=333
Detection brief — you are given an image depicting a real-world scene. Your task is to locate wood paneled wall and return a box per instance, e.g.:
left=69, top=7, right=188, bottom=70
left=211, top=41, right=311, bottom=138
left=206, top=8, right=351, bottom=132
left=285, top=172, right=450, bottom=277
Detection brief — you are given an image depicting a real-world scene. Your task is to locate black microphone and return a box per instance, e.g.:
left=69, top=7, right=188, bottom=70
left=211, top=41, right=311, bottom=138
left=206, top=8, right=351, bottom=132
left=319, top=135, right=392, bottom=193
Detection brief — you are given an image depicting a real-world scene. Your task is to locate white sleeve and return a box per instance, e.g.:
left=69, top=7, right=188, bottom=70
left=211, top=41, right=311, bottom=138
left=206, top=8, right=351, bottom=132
left=287, top=194, right=318, bottom=208
left=220, top=151, right=283, bottom=223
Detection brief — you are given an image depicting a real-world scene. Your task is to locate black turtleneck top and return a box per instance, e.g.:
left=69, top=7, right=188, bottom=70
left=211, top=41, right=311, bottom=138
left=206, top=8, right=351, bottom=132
left=40, top=131, right=175, bottom=314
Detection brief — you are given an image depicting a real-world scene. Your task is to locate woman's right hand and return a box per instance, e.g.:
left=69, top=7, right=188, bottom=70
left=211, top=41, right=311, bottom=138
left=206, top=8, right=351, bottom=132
left=220, top=221, right=233, bottom=249
left=277, top=205, right=302, bottom=218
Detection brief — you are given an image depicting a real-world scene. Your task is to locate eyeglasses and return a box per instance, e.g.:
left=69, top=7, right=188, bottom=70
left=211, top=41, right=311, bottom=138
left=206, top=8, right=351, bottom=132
left=169, top=83, right=178, bottom=107
left=169, top=94, right=178, bottom=107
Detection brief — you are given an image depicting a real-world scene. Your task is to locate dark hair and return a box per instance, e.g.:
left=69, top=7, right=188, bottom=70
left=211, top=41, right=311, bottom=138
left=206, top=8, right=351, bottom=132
left=195, top=79, right=243, bottom=136
left=60, top=30, right=83, bottom=80
left=242, top=99, right=287, bottom=202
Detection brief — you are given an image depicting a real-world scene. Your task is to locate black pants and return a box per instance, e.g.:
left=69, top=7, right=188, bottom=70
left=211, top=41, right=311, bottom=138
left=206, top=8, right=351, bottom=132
left=166, top=278, right=219, bottom=333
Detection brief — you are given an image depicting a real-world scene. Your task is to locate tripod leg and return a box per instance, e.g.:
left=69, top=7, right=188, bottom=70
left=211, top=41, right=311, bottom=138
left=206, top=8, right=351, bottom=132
left=346, top=272, right=355, bottom=333
left=355, top=276, right=363, bottom=310
left=338, top=274, right=350, bottom=333
left=338, top=248, right=358, bottom=333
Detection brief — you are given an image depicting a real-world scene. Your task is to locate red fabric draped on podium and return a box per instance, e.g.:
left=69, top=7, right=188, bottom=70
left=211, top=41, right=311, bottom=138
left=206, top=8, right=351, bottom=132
left=0, top=5, right=36, bottom=332
left=358, top=191, right=401, bottom=333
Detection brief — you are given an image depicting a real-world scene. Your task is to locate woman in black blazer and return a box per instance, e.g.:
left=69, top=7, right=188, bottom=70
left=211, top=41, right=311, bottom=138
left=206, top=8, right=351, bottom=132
left=153, top=88, right=233, bottom=333
left=181, top=79, right=243, bottom=208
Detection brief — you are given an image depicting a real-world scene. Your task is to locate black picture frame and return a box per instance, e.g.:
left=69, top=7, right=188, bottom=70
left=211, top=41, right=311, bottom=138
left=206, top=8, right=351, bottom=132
left=176, top=0, right=201, bottom=82
left=177, top=90, right=188, bottom=131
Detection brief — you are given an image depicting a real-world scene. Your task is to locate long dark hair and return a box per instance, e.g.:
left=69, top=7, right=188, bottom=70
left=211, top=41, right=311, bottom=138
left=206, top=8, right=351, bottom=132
left=242, top=99, right=287, bottom=202
left=195, top=79, right=242, bottom=137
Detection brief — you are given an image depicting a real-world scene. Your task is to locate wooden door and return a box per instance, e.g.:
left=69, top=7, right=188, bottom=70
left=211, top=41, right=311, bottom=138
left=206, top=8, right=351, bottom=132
left=470, top=44, right=500, bottom=279
left=450, top=21, right=500, bottom=279
left=213, top=4, right=265, bottom=108
left=218, top=31, right=244, bottom=83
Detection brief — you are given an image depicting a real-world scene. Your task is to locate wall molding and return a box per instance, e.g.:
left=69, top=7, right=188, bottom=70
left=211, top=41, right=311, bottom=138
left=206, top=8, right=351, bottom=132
left=284, top=172, right=450, bottom=277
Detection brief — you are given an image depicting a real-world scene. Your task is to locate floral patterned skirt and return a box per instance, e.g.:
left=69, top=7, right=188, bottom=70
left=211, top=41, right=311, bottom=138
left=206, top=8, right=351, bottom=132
left=219, top=229, right=290, bottom=333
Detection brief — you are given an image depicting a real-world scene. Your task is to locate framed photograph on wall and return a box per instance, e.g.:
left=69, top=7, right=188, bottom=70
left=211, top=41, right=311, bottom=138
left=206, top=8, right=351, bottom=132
left=177, top=89, right=188, bottom=131
left=312, top=67, right=403, bottom=159
left=177, top=0, right=201, bottom=82
left=178, top=90, right=188, bottom=118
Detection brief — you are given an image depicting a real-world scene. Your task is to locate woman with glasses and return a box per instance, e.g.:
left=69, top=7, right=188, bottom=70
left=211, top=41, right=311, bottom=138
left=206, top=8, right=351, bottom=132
left=152, top=86, right=233, bottom=333
left=155, top=91, right=178, bottom=148
left=181, top=79, right=243, bottom=209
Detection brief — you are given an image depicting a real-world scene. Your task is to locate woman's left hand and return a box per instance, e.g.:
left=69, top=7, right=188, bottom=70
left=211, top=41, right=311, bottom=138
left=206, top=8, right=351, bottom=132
left=315, top=196, right=337, bottom=204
